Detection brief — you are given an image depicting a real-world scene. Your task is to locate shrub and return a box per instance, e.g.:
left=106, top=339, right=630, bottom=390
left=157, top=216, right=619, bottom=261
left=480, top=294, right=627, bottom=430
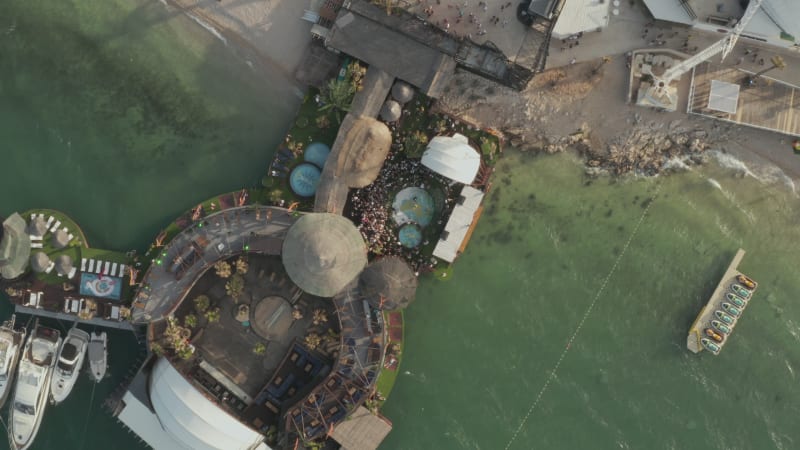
left=235, top=257, right=249, bottom=275
left=225, top=274, right=245, bottom=302
left=253, top=343, right=267, bottom=355
left=184, top=314, right=197, bottom=329
left=214, top=261, right=232, bottom=279
left=194, top=295, right=210, bottom=313
left=205, top=307, right=221, bottom=323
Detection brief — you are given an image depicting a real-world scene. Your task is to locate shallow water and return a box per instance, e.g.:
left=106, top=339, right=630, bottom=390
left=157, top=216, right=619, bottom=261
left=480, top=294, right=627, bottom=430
left=3, top=1, right=800, bottom=450
left=0, top=0, right=296, bottom=449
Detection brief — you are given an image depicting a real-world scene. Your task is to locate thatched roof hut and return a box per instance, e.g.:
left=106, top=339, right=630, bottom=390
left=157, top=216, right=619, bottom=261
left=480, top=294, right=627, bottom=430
left=0, top=213, right=31, bottom=280
left=52, top=229, right=70, bottom=249
left=27, top=216, right=48, bottom=237
left=30, top=252, right=51, bottom=273
left=282, top=213, right=367, bottom=297
left=360, top=256, right=418, bottom=310
left=55, top=254, right=73, bottom=276
left=334, top=117, right=392, bottom=188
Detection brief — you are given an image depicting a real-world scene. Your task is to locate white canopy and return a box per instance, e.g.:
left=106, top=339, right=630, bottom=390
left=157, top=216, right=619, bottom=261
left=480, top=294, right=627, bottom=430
left=421, top=134, right=481, bottom=185
left=149, top=358, right=266, bottom=450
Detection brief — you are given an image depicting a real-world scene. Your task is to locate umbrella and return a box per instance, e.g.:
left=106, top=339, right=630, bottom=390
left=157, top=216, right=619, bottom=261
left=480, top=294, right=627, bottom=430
left=52, top=229, right=70, bottom=249
left=391, top=81, right=415, bottom=103
left=30, top=252, right=51, bottom=273
left=380, top=100, right=402, bottom=123
left=55, top=254, right=73, bottom=276
left=360, top=256, right=418, bottom=310
left=282, top=213, right=367, bottom=297
left=27, top=216, right=47, bottom=237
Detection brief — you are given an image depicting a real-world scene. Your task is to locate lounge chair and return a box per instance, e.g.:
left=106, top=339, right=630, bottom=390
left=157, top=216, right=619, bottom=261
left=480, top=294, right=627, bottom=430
left=81, top=258, right=87, bottom=272
left=103, top=261, right=110, bottom=275
left=87, top=260, right=95, bottom=273
left=29, top=235, right=42, bottom=241
left=45, top=262, right=55, bottom=274
left=67, top=267, right=77, bottom=279
left=111, top=263, right=118, bottom=277
left=95, top=261, right=103, bottom=274
left=68, top=233, right=74, bottom=243
left=50, top=220, right=61, bottom=233
left=45, top=216, right=54, bottom=229
left=27, top=292, right=37, bottom=307
left=30, top=213, right=36, bottom=220
left=31, top=242, right=43, bottom=249
left=119, top=264, right=127, bottom=278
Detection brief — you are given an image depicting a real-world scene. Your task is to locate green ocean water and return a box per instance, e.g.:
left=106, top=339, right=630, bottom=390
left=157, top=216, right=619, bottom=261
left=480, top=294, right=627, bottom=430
left=2, top=1, right=800, bottom=450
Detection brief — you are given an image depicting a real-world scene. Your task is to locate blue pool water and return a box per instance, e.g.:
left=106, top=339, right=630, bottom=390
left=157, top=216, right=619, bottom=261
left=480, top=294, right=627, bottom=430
left=289, top=163, right=322, bottom=197
left=304, top=142, right=331, bottom=168
left=80, top=273, right=122, bottom=300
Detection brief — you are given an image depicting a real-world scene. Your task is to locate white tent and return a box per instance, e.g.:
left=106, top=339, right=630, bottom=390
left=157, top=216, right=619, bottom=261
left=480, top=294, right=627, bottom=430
left=421, top=134, right=481, bottom=185
left=148, top=358, right=268, bottom=450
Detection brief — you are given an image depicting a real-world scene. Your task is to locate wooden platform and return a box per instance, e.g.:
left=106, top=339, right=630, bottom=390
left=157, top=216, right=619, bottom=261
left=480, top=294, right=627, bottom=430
left=686, top=249, right=757, bottom=354
left=689, top=64, right=800, bottom=137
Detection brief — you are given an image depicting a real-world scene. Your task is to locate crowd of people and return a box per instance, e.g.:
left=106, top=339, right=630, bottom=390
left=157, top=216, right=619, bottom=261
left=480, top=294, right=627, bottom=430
left=411, top=0, right=517, bottom=40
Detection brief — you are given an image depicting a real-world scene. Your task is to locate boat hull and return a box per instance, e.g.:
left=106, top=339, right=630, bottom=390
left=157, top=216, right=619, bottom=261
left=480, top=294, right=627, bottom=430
left=50, top=328, right=90, bottom=405
left=88, top=332, right=108, bottom=383
left=715, top=310, right=735, bottom=325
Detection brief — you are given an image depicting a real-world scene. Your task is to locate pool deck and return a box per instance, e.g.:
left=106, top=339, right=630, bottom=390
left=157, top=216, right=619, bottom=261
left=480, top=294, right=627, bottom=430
left=686, top=249, right=757, bottom=354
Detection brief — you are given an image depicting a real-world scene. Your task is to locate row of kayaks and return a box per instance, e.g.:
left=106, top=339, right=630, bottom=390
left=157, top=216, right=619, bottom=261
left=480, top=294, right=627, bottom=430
left=700, top=275, right=757, bottom=355
left=0, top=317, right=108, bottom=450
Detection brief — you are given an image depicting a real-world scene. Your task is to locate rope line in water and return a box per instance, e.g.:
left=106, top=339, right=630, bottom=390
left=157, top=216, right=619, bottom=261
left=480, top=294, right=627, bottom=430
left=503, top=182, right=663, bottom=450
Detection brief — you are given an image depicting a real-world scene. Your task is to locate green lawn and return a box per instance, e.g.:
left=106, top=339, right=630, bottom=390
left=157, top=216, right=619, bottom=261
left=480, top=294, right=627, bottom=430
left=375, top=310, right=404, bottom=406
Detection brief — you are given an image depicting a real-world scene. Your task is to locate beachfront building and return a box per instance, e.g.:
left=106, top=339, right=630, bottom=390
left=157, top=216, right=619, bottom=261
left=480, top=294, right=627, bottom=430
left=115, top=207, right=404, bottom=449
left=642, top=0, right=800, bottom=49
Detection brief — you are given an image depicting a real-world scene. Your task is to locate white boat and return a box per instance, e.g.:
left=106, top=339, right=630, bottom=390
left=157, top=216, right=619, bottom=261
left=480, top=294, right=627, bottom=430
left=50, top=327, right=90, bottom=405
left=10, top=323, right=61, bottom=450
left=87, top=331, right=107, bottom=382
left=0, top=315, right=26, bottom=409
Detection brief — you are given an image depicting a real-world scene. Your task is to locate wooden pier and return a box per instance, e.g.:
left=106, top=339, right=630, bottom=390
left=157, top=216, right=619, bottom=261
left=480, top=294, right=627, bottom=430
left=687, top=249, right=756, bottom=354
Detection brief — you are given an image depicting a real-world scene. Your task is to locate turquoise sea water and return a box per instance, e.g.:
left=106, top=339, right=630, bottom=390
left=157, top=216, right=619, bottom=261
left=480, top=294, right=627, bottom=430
left=2, top=1, right=800, bottom=450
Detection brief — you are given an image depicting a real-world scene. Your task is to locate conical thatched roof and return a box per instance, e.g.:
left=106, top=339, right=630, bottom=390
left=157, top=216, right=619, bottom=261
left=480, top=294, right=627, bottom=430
left=334, top=117, right=392, bottom=188
left=282, top=213, right=367, bottom=297
left=52, top=229, right=69, bottom=249
left=391, top=81, right=415, bottom=103
left=55, top=254, right=73, bottom=276
left=27, top=216, right=47, bottom=237
left=380, top=100, right=402, bottom=123
left=30, top=252, right=51, bottom=273
left=360, top=256, right=418, bottom=310
left=1, top=213, right=31, bottom=280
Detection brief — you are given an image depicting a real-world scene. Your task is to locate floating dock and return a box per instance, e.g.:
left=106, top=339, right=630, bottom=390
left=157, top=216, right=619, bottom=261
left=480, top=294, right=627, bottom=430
left=687, top=249, right=757, bottom=354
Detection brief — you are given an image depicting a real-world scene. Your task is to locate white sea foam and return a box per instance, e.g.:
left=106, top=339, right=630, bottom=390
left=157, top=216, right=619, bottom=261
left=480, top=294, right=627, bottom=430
left=709, top=150, right=755, bottom=178
left=708, top=149, right=798, bottom=196
left=662, top=157, right=691, bottom=172
left=186, top=13, right=227, bottom=46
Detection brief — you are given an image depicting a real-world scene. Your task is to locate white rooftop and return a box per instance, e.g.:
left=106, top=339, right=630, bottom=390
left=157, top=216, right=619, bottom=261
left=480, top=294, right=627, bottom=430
left=421, top=134, right=481, bottom=185
left=552, top=0, right=611, bottom=38
left=433, top=185, right=484, bottom=263
left=708, top=79, right=740, bottom=114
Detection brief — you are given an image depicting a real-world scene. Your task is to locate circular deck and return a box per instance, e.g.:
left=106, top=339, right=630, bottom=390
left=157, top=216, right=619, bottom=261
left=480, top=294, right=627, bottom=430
left=304, top=142, right=331, bottom=168
left=392, top=187, right=434, bottom=227
left=289, top=163, right=322, bottom=198
left=251, top=295, right=293, bottom=341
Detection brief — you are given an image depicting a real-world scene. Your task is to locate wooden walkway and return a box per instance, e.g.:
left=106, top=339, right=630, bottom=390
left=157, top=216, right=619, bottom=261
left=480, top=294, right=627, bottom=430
left=690, top=64, right=800, bottom=137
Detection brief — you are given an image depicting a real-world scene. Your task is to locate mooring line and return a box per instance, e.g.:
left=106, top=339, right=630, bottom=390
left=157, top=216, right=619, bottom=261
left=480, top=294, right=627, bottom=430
left=503, top=181, right=663, bottom=450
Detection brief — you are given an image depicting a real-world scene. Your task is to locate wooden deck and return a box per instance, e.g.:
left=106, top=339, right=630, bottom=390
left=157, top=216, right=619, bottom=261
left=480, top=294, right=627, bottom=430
left=690, top=64, right=800, bottom=137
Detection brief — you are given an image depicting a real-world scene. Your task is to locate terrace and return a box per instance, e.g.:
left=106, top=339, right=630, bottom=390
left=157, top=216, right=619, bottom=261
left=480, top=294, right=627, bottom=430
left=149, top=253, right=340, bottom=444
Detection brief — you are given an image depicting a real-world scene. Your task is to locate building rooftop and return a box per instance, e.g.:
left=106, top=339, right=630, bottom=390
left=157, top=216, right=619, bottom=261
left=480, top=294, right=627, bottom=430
left=330, top=406, right=392, bottom=450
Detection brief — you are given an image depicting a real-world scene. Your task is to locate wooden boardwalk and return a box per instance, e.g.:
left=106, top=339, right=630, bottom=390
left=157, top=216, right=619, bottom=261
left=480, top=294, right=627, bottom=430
left=690, top=64, right=800, bottom=137
left=687, top=249, right=757, bottom=354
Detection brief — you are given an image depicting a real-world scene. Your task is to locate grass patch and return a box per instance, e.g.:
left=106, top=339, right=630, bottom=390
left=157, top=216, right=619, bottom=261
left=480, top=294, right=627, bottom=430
left=375, top=310, right=404, bottom=406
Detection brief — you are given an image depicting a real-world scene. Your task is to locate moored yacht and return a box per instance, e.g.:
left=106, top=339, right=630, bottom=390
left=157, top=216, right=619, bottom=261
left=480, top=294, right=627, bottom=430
left=726, top=292, right=746, bottom=308
left=711, top=320, right=732, bottom=335
left=715, top=310, right=735, bottom=325
left=701, top=338, right=721, bottom=355
left=722, top=302, right=741, bottom=317
left=50, top=327, right=90, bottom=405
left=10, top=323, right=61, bottom=450
left=731, top=283, right=751, bottom=299
left=0, top=315, right=26, bottom=409
left=88, top=331, right=107, bottom=383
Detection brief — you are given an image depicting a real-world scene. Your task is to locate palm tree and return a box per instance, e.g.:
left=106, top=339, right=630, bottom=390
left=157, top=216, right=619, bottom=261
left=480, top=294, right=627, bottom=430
left=214, top=261, right=232, bottom=279
left=319, top=79, right=355, bottom=122
left=225, top=274, right=245, bottom=302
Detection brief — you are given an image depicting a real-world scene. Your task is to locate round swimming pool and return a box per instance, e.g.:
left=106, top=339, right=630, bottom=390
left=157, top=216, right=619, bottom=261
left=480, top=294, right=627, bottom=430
left=304, top=142, right=331, bottom=168
left=289, top=163, right=322, bottom=197
left=398, top=224, right=423, bottom=248
left=392, top=187, right=435, bottom=227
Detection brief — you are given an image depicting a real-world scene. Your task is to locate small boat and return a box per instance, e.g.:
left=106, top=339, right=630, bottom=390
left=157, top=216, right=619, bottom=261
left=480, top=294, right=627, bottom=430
left=722, top=302, right=741, bottom=317
left=715, top=310, right=735, bottom=325
left=731, top=284, right=751, bottom=299
left=726, top=293, right=746, bottom=308
left=736, top=274, right=756, bottom=290
left=11, top=323, right=61, bottom=450
left=50, top=327, right=90, bottom=405
left=0, top=315, right=26, bottom=409
left=711, top=320, right=732, bottom=335
left=701, top=338, right=721, bottom=354
left=87, top=331, right=107, bottom=382
left=704, top=328, right=724, bottom=343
